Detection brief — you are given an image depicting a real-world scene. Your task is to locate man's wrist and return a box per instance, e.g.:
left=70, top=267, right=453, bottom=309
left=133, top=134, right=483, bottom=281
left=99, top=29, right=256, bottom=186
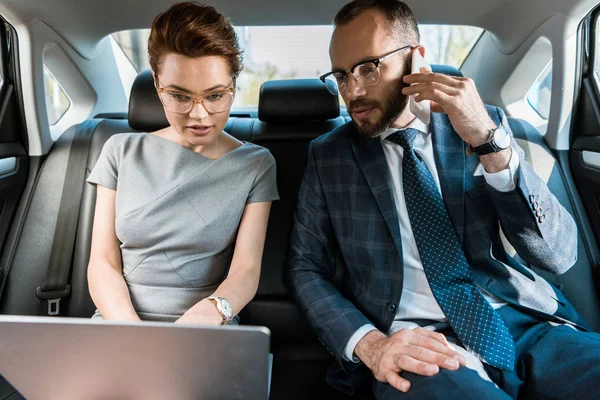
left=344, top=324, right=378, bottom=362
left=480, top=147, right=512, bottom=173
left=469, top=119, right=497, bottom=147
left=354, top=329, right=387, bottom=369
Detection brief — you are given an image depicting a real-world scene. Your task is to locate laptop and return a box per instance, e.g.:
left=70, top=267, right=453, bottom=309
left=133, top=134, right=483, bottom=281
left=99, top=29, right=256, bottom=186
left=0, top=315, right=271, bottom=400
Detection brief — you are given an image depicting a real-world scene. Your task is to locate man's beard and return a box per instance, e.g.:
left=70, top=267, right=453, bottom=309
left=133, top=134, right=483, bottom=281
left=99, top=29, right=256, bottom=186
left=348, top=79, right=409, bottom=139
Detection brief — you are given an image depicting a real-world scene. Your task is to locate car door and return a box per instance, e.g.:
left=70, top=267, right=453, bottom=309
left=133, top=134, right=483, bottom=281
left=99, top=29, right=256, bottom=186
left=570, top=10, right=600, bottom=293
left=0, top=17, right=31, bottom=295
left=0, top=16, right=30, bottom=400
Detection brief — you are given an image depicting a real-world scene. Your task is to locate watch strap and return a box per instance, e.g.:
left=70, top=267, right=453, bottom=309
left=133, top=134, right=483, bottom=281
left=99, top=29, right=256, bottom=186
left=467, top=126, right=506, bottom=156
left=207, top=296, right=229, bottom=323
left=471, top=141, right=497, bottom=156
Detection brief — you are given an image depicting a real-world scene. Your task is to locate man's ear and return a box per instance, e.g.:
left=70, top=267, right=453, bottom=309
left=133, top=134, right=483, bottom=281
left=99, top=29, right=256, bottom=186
left=415, top=45, right=426, bottom=58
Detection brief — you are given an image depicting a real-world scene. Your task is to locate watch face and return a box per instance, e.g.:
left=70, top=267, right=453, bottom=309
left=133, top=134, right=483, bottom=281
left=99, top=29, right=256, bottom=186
left=220, top=299, right=233, bottom=318
left=494, top=127, right=511, bottom=149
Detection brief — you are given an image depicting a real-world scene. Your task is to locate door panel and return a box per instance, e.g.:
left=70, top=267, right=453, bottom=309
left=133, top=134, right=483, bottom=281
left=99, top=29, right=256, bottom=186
left=0, top=21, right=29, bottom=271
left=569, top=9, right=600, bottom=314
left=572, top=76, right=600, bottom=245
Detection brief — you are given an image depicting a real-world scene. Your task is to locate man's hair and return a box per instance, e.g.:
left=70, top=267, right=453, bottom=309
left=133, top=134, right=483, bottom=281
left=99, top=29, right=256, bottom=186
left=333, top=0, right=420, bottom=45
left=148, top=1, right=243, bottom=78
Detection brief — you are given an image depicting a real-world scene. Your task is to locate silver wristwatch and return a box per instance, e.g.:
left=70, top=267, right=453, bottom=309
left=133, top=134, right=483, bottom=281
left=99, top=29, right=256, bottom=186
left=468, top=126, right=511, bottom=156
left=207, top=296, right=233, bottom=324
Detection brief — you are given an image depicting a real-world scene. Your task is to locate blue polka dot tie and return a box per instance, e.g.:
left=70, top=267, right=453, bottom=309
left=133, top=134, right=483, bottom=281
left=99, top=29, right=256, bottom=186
left=388, top=128, right=515, bottom=371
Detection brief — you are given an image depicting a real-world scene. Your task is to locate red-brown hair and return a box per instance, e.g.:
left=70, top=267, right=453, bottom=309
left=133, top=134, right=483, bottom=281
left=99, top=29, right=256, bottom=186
left=148, top=1, right=243, bottom=78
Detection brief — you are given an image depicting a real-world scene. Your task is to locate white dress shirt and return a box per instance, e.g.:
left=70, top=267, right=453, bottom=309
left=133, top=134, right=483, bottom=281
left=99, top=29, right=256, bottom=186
left=343, top=119, right=520, bottom=362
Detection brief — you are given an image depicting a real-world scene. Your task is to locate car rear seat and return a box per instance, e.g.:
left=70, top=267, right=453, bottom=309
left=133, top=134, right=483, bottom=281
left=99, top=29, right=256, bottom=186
left=0, top=66, right=599, bottom=400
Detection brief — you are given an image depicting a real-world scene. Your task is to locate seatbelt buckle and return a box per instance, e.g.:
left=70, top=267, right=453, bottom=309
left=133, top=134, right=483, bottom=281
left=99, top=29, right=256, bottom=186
left=36, top=284, right=71, bottom=316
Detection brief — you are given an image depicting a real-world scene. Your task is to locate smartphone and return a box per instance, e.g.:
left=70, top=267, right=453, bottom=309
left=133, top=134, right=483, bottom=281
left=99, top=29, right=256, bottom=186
left=409, top=49, right=431, bottom=125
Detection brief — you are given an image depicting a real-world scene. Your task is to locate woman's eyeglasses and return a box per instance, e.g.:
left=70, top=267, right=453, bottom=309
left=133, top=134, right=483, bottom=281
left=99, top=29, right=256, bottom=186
left=156, top=83, right=236, bottom=114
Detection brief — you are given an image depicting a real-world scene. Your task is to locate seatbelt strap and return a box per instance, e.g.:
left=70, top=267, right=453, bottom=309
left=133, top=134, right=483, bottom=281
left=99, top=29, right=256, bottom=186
left=36, top=119, right=102, bottom=316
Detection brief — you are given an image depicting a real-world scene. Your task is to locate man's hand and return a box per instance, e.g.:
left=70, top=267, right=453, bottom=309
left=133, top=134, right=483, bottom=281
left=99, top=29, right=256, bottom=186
left=402, top=69, right=512, bottom=172
left=175, top=299, right=223, bottom=326
left=402, top=70, right=496, bottom=147
left=355, top=328, right=467, bottom=393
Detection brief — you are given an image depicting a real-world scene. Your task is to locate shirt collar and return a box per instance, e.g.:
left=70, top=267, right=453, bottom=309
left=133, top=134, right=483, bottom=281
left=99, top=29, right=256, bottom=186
left=379, top=117, right=429, bottom=141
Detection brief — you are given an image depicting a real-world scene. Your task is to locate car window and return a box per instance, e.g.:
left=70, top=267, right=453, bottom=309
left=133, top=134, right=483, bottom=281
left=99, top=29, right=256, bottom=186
left=112, top=25, right=483, bottom=106
left=43, top=65, right=70, bottom=125
left=526, top=62, right=552, bottom=120
left=594, top=16, right=600, bottom=92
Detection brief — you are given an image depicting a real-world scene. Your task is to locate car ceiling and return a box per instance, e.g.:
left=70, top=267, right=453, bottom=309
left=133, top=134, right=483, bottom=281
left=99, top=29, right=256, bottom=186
left=0, top=0, right=598, bottom=58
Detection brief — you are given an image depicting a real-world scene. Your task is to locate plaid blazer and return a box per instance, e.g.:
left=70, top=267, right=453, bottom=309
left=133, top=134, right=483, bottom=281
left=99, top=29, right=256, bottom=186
left=286, top=106, right=588, bottom=394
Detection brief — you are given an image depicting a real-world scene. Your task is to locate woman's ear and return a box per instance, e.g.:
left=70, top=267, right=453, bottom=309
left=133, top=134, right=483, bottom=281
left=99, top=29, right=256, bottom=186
left=151, top=70, right=159, bottom=89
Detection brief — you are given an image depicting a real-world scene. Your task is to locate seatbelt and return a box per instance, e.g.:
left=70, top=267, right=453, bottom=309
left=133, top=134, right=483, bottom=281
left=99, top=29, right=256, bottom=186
left=36, top=119, right=102, bottom=316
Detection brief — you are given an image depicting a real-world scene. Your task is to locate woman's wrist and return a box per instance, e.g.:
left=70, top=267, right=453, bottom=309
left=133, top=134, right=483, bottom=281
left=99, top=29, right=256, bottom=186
left=200, top=298, right=225, bottom=324
left=178, top=299, right=223, bottom=325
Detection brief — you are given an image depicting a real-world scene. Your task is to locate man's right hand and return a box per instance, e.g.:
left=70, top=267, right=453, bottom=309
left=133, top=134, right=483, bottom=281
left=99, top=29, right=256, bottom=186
left=355, top=328, right=468, bottom=393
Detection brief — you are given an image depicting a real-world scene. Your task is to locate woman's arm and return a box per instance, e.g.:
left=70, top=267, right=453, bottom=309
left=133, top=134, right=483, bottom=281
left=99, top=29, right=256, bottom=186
left=176, top=201, right=272, bottom=325
left=87, top=185, right=140, bottom=321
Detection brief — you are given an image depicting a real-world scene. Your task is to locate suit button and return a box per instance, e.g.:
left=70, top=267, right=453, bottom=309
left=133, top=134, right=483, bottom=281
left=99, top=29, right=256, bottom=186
left=529, top=194, right=535, bottom=204
left=531, top=202, right=539, bottom=211
left=538, top=215, right=546, bottom=223
left=387, top=302, right=397, bottom=313
left=535, top=208, right=543, bottom=217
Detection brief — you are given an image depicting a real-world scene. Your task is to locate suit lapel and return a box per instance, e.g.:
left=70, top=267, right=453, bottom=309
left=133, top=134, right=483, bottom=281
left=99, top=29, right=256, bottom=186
left=348, top=129, right=403, bottom=256
left=347, top=115, right=469, bottom=251
left=430, top=113, right=467, bottom=244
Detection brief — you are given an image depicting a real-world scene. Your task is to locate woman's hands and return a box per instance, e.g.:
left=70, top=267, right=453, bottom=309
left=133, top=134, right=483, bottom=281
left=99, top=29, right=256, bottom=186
left=175, top=298, right=223, bottom=326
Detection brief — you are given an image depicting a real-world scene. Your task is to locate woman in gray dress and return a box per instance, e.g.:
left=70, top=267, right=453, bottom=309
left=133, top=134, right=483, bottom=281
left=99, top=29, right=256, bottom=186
left=86, top=1, right=278, bottom=324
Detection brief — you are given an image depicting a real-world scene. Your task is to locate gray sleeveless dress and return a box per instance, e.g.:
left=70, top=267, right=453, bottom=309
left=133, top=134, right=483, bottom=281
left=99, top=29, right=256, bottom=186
left=86, top=133, right=279, bottom=321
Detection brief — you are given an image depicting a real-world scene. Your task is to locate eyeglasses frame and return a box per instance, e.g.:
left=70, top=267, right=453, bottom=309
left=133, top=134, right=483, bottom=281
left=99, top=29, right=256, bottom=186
left=319, top=45, right=414, bottom=93
left=155, top=81, right=237, bottom=115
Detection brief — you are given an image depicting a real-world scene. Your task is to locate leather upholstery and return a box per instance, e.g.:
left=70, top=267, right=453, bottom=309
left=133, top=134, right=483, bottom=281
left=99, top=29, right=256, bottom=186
left=258, top=79, right=339, bottom=123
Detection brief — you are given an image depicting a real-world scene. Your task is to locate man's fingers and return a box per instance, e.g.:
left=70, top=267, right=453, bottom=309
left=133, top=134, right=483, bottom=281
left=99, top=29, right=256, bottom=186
left=409, top=332, right=466, bottom=363
left=404, top=345, right=461, bottom=370
left=413, top=89, right=453, bottom=108
left=413, top=328, right=452, bottom=348
left=394, top=354, right=440, bottom=376
left=403, top=71, right=462, bottom=87
left=429, top=100, right=444, bottom=113
left=385, top=372, right=412, bottom=393
left=402, top=82, right=459, bottom=97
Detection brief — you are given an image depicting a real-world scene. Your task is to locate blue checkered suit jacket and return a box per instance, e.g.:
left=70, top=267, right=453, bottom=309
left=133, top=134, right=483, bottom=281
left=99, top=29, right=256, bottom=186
left=287, top=106, right=588, bottom=394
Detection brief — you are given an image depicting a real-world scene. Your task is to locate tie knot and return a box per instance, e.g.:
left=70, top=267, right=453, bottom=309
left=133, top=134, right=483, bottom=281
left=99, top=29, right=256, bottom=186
left=387, top=128, right=418, bottom=151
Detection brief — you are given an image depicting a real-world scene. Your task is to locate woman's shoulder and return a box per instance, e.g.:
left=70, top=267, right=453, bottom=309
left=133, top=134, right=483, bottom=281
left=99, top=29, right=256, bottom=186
left=104, top=132, right=147, bottom=148
left=234, top=141, right=275, bottom=165
left=101, top=132, right=151, bottom=158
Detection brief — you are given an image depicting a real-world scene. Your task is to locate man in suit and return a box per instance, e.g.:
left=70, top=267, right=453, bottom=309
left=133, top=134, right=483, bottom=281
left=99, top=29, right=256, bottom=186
left=287, top=0, right=600, bottom=399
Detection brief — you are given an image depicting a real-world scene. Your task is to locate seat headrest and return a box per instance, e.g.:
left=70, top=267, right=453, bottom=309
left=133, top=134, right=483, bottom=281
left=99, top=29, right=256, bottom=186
left=431, top=64, right=463, bottom=77
left=258, top=79, right=339, bottom=123
left=128, top=69, right=169, bottom=132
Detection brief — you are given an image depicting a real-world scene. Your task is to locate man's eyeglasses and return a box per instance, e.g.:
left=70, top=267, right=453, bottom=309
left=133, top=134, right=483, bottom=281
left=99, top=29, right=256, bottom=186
left=319, top=45, right=413, bottom=95
left=156, top=82, right=236, bottom=114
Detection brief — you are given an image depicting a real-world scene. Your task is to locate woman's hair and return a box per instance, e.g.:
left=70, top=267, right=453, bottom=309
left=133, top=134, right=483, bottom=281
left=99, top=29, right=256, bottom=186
left=148, top=1, right=243, bottom=78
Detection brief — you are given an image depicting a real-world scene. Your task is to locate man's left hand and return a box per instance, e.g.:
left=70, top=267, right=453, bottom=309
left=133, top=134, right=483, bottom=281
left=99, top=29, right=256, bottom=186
left=402, top=70, right=495, bottom=147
